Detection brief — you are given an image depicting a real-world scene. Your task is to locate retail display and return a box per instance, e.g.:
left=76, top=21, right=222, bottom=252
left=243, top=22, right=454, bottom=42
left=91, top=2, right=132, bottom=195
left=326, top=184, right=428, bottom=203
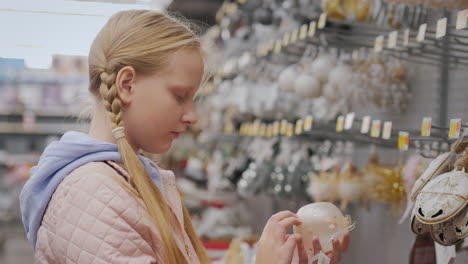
left=194, top=0, right=468, bottom=262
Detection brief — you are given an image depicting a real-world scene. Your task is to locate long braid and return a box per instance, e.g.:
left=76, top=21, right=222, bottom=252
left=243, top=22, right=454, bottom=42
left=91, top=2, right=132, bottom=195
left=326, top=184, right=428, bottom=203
left=99, top=72, right=123, bottom=128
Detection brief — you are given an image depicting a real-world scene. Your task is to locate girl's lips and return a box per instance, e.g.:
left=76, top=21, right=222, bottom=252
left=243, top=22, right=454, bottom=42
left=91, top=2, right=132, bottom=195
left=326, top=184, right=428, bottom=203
left=171, top=132, right=182, bottom=138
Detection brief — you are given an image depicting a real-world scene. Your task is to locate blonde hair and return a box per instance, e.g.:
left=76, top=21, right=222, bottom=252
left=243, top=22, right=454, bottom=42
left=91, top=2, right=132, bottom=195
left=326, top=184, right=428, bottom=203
left=88, top=10, right=209, bottom=264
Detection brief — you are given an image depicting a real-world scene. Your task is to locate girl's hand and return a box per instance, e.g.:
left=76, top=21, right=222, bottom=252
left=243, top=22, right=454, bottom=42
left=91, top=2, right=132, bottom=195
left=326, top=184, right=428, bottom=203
left=255, top=211, right=308, bottom=264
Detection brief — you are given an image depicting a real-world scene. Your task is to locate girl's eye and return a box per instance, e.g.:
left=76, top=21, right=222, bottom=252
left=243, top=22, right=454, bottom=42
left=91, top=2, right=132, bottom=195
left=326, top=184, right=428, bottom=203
left=175, top=94, right=187, bottom=103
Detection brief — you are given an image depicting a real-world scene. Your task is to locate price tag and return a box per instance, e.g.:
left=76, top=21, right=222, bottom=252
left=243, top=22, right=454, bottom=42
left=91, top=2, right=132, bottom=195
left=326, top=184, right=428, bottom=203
left=318, top=13, right=327, bottom=29
left=361, top=116, right=371, bottom=134
left=274, top=39, right=282, bottom=54
left=436, top=18, right=447, bottom=38
left=403, top=29, right=410, bottom=47
left=370, top=120, right=382, bottom=138
left=417, top=23, right=427, bottom=42
left=336, top=115, right=345, bottom=132
left=304, top=115, right=314, bottom=131
left=345, top=112, right=355, bottom=130
left=283, top=32, right=291, bottom=47
left=267, top=124, right=273, bottom=138
left=295, top=119, right=304, bottom=135
left=449, top=118, right=462, bottom=138
left=388, top=31, right=398, bottom=48
left=299, top=24, right=308, bottom=40
left=249, top=123, right=255, bottom=136
left=309, top=21, right=317, bottom=37
left=421, top=117, right=432, bottom=137
left=291, top=29, right=299, bottom=43
left=259, top=123, right=267, bottom=137
left=456, top=9, right=468, bottom=30
left=374, top=35, right=384, bottom=53
left=286, top=123, right=294, bottom=137
left=398, top=131, right=409, bottom=151
left=382, top=121, right=392, bottom=140
left=280, top=120, right=288, bottom=135
left=273, top=121, right=280, bottom=136
left=253, top=120, right=261, bottom=136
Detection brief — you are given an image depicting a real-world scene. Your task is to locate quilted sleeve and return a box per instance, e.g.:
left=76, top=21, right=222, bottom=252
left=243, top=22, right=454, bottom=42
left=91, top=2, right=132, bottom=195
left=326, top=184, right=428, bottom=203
left=35, top=163, right=163, bottom=264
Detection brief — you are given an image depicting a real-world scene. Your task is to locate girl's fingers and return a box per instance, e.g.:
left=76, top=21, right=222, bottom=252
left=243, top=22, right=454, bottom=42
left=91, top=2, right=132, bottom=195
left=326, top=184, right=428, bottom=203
left=296, top=235, right=308, bottom=264
left=269, top=210, right=298, bottom=223
left=330, top=239, right=342, bottom=263
left=341, top=232, right=350, bottom=252
left=275, top=216, right=302, bottom=238
left=311, top=236, right=322, bottom=256
left=283, top=233, right=301, bottom=262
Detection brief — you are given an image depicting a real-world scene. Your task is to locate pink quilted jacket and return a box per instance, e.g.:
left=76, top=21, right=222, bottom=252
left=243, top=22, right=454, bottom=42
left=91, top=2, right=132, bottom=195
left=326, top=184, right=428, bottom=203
left=34, top=161, right=200, bottom=264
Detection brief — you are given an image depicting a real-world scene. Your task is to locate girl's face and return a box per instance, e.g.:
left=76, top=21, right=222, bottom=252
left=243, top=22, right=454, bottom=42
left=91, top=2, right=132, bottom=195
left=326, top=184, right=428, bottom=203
left=122, top=48, right=203, bottom=153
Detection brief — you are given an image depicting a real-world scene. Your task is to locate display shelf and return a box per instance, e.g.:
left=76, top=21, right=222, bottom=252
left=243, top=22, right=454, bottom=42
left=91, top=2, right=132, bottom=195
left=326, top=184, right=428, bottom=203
left=0, top=122, right=88, bottom=135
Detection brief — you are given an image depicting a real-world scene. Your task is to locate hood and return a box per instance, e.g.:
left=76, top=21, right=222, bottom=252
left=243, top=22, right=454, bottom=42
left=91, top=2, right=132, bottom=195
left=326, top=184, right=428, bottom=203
left=19, top=131, right=161, bottom=250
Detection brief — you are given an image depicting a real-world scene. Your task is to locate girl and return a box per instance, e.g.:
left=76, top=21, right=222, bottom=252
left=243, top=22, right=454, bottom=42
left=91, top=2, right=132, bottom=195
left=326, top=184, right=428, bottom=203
left=19, top=10, right=347, bottom=264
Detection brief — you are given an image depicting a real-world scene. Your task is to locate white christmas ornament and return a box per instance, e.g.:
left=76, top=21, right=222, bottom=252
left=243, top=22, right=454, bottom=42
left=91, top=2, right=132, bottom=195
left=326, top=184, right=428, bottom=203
left=294, top=202, right=354, bottom=253
left=294, top=73, right=322, bottom=98
left=414, top=170, right=468, bottom=225
left=311, top=55, right=336, bottom=82
left=278, top=66, right=298, bottom=92
left=410, top=152, right=452, bottom=201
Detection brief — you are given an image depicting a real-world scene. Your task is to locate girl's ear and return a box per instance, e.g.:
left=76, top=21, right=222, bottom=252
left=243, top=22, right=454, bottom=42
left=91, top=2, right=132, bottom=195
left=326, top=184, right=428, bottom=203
left=115, top=66, right=136, bottom=106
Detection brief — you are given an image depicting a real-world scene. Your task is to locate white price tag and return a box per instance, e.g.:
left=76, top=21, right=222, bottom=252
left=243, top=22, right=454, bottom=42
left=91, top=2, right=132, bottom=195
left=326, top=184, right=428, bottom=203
left=345, top=112, right=355, bottom=130
left=374, top=35, right=384, bottom=53
left=456, top=9, right=468, bottom=30
left=388, top=31, right=398, bottom=48
left=308, top=21, right=317, bottom=37
left=436, top=18, right=447, bottom=38
left=371, top=120, right=382, bottom=138
left=318, top=13, right=327, bottom=29
left=403, top=29, right=410, bottom=47
left=417, top=23, right=427, bottom=42
left=304, top=115, right=314, bottom=131
left=449, top=118, right=462, bottom=139
left=299, top=24, right=308, bottom=40
left=361, top=116, right=371, bottom=134
left=421, top=117, right=432, bottom=137
left=382, top=121, right=392, bottom=140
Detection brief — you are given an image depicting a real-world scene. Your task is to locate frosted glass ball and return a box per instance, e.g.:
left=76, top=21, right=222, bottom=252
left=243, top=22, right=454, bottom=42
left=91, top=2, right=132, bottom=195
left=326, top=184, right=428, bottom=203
left=294, top=73, right=322, bottom=98
left=311, top=55, right=336, bottom=82
left=294, top=202, right=349, bottom=253
left=278, top=66, right=298, bottom=92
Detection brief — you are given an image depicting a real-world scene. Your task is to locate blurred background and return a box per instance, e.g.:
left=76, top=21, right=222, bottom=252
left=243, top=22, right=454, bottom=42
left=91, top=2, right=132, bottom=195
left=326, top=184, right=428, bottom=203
left=1, top=0, right=468, bottom=263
